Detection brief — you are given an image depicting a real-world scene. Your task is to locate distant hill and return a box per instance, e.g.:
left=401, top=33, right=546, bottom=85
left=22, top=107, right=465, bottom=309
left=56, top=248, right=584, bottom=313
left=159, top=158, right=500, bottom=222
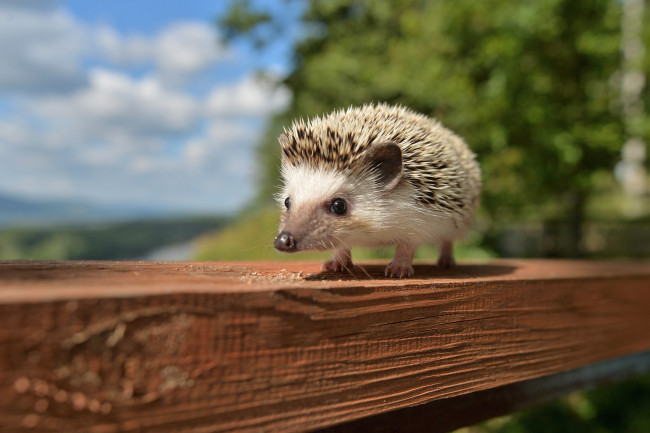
left=0, top=193, right=160, bottom=227
left=0, top=216, right=231, bottom=260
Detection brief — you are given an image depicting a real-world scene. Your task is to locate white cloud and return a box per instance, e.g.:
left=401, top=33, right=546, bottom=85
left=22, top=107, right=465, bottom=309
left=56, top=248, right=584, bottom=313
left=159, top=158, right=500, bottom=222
left=94, top=26, right=153, bottom=65
left=205, top=74, right=291, bottom=116
left=0, top=118, right=35, bottom=147
left=0, top=1, right=228, bottom=93
left=0, top=1, right=58, bottom=10
left=0, top=2, right=86, bottom=93
left=1, top=73, right=289, bottom=211
left=183, top=120, right=258, bottom=169
left=29, top=69, right=199, bottom=139
left=155, top=22, right=226, bottom=80
left=94, top=21, right=228, bottom=85
left=0, top=1, right=291, bottom=214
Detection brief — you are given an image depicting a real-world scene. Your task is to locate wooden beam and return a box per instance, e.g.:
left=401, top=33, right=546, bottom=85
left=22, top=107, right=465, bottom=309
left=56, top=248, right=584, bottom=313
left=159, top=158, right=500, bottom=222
left=316, top=350, right=650, bottom=433
left=1, top=259, right=649, bottom=432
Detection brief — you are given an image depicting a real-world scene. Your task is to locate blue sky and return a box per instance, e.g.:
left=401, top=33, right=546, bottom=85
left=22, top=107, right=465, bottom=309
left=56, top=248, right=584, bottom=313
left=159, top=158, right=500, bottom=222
left=0, top=0, right=295, bottom=214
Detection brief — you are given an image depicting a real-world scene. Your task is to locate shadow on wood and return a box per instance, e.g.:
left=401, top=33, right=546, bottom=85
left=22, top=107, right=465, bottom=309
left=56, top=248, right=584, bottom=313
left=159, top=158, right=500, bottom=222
left=305, top=263, right=518, bottom=281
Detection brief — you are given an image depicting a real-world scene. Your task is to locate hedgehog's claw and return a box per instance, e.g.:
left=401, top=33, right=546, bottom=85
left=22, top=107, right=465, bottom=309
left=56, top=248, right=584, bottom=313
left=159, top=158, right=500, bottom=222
left=385, top=242, right=417, bottom=278
left=384, top=261, right=414, bottom=278
left=321, top=259, right=352, bottom=273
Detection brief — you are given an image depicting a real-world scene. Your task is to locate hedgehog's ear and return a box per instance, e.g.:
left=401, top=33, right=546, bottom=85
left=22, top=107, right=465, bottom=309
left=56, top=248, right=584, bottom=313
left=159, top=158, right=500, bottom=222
left=362, top=141, right=403, bottom=191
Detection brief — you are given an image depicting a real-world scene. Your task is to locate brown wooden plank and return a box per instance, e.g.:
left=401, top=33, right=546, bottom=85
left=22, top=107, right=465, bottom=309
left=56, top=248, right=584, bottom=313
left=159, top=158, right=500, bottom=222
left=0, top=259, right=649, bottom=432
left=315, top=350, right=650, bottom=433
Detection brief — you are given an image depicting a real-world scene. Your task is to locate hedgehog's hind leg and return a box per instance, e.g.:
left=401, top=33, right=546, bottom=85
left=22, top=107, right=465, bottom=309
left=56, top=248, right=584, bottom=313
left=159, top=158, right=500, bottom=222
left=322, top=247, right=353, bottom=273
left=437, top=240, right=456, bottom=269
left=385, top=242, right=417, bottom=278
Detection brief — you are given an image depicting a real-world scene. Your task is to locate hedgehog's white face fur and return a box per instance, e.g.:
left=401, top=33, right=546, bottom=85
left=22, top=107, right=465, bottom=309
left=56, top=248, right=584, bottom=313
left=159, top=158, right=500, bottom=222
left=274, top=103, right=481, bottom=278
left=277, top=148, right=424, bottom=251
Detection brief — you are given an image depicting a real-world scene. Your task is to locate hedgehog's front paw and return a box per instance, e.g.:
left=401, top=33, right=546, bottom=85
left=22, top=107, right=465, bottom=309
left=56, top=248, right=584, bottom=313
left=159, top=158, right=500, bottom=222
left=437, top=240, right=456, bottom=269
left=384, top=261, right=414, bottom=278
left=322, top=248, right=352, bottom=273
left=321, top=258, right=352, bottom=273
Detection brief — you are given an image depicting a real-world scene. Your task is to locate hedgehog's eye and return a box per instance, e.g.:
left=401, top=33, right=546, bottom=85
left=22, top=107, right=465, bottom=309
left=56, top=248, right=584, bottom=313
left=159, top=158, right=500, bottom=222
left=329, top=198, right=347, bottom=215
left=284, top=197, right=291, bottom=209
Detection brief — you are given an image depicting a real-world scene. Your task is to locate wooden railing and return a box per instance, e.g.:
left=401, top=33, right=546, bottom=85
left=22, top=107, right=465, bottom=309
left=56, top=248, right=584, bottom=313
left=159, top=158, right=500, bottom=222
left=1, top=259, right=649, bottom=432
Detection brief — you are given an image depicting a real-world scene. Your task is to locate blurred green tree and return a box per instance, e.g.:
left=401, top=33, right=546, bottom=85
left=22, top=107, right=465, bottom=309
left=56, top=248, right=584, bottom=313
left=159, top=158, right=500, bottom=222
left=220, top=0, right=648, bottom=255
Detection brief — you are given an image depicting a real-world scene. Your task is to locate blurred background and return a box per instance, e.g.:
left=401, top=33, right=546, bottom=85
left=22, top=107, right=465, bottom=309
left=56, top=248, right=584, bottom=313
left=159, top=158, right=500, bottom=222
left=2, top=0, right=648, bottom=262
left=1, top=0, right=649, bottom=431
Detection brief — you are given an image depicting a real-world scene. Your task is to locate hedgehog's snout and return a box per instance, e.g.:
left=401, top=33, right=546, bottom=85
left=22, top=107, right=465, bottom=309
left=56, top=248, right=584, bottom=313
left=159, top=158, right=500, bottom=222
left=274, top=231, right=297, bottom=252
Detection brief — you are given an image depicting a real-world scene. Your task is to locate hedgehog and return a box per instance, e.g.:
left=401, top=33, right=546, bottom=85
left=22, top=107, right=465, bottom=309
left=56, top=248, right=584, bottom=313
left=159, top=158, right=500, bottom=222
left=273, top=103, right=481, bottom=278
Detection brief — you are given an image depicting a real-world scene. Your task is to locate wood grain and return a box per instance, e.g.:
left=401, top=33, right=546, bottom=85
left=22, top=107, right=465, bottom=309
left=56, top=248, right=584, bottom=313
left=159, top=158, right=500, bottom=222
left=317, top=350, right=650, bottom=433
left=0, top=259, right=649, bottom=432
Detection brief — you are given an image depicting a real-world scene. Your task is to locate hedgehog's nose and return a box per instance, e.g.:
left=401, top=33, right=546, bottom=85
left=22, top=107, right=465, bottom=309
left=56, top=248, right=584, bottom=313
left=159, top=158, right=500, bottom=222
left=274, top=231, right=297, bottom=252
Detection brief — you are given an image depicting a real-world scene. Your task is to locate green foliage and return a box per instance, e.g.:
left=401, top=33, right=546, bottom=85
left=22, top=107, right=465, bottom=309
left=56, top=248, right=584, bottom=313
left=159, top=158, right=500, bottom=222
left=218, top=0, right=273, bottom=48
left=463, top=370, right=650, bottom=433
left=221, top=0, right=650, bottom=234
left=0, top=217, right=230, bottom=260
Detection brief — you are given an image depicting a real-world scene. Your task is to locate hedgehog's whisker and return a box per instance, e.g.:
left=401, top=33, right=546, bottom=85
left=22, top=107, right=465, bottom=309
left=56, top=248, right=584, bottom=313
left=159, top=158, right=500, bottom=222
left=239, top=229, right=284, bottom=253
left=329, top=236, right=358, bottom=277
left=355, top=263, right=374, bottom=280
